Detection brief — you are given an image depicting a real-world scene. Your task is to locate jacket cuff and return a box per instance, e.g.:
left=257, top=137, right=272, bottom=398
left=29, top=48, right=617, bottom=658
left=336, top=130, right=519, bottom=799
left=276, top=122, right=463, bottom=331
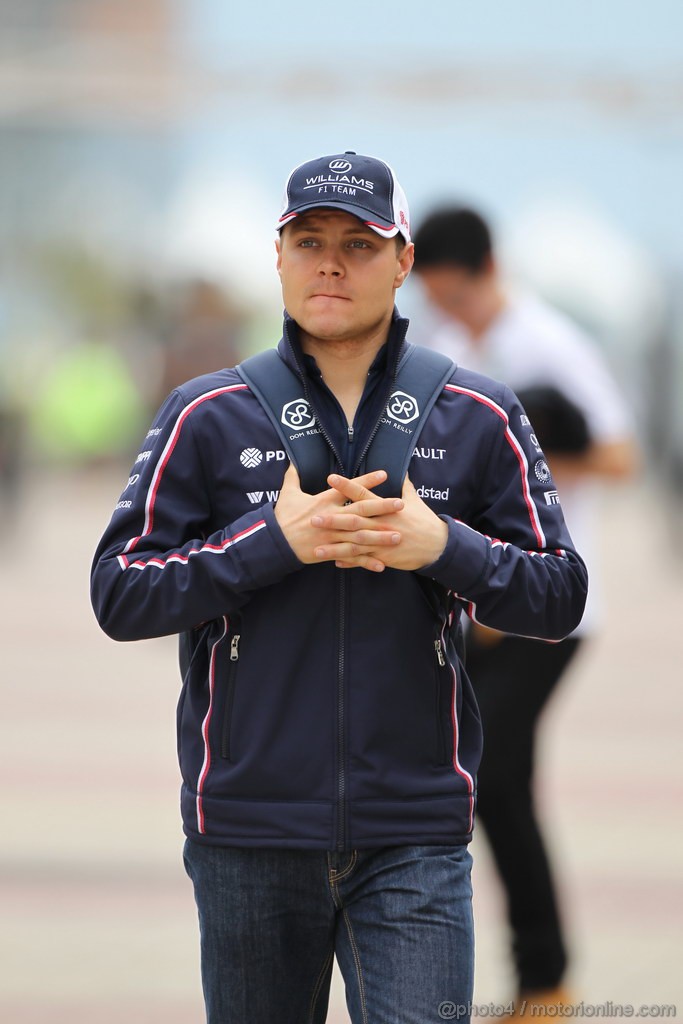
left=416, top=515, right=490, bottom=593
left=258, top=501, right=304, bottom=578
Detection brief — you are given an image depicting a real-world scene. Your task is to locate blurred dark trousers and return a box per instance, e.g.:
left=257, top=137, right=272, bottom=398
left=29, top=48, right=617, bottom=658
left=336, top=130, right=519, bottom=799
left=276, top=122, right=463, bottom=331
left=467, top=632, right=583, bottom=992
left=183, top=840, right=474, bottom=1024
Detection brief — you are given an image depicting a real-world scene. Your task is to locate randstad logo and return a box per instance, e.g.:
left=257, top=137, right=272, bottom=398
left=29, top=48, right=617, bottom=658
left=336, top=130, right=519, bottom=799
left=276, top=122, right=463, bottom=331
left=281, top=399, right=316, bottom=432
left=386, top=391, right=419, bottom=425
left=329, top=159, right=352, bottom=173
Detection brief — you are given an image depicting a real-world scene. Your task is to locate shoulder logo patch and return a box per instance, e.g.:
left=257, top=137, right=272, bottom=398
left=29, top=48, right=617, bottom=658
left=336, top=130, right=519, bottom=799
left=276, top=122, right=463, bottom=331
left=386, top=391, right=420, bottom=425
left=534, top=459, right=551, bottom=484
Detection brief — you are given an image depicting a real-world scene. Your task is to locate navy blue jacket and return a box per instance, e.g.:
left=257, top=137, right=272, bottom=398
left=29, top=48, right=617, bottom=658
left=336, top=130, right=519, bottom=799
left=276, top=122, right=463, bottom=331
left=91, top=313, right=588, bottom=851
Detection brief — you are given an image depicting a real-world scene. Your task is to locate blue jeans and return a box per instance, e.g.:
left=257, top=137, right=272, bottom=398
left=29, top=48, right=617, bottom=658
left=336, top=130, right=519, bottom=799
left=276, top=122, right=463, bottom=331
left=184, top=840, right=474, bottom=1024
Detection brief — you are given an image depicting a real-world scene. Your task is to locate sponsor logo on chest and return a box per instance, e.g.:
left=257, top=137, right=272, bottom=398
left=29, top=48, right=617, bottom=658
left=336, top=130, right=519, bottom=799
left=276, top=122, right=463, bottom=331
left=240, top=447, right=286, bottom=468
left=246, top=490, right=281, bottom=505
left=412, top=446, right=447, bottom=460
left=417, top=484, right=450, bottom=501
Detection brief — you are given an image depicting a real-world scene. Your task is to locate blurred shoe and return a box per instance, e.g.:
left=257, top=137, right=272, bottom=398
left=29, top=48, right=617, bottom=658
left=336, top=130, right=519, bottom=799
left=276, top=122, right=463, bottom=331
left=478, top=987, right=576, bottom=1022
left=513, top=986, right=576, bottom=1018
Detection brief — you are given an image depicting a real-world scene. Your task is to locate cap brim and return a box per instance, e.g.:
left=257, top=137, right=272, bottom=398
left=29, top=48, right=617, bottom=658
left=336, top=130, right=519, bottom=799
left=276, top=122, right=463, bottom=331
left=277, top=201, right=400, bottom=238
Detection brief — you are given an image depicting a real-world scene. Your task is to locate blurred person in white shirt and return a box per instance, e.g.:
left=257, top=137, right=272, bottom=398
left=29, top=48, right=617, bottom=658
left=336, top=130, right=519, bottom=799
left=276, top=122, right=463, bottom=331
left=413, top=206, right=638, bottom=1014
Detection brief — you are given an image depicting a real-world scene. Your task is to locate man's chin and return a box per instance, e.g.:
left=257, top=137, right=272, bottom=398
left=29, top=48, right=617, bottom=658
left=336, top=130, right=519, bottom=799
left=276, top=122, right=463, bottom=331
left=294, top=307, right=393, bottom=347
left=298, top=316, right=357, bottom=343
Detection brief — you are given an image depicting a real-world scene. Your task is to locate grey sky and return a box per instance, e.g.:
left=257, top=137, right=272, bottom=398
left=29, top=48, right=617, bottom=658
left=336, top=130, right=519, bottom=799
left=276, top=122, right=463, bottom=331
left=182, top=0, right=683, bottom=70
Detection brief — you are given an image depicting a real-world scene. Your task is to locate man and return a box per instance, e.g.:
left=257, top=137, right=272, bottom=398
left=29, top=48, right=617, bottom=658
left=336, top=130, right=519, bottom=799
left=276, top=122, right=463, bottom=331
left=412, top=206, right=637, bottom=1013
left=91, top=155, right=588, bottom=1024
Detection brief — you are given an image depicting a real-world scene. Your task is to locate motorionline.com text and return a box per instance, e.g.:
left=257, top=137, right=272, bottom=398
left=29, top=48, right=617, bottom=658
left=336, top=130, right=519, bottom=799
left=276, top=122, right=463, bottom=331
left=437, top=1001, right=677, bottom=1019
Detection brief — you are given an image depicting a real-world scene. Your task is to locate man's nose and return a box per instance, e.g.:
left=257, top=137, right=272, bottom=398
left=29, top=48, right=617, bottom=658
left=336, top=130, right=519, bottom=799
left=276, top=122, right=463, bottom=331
left=317, top=250, right=344, bottom=276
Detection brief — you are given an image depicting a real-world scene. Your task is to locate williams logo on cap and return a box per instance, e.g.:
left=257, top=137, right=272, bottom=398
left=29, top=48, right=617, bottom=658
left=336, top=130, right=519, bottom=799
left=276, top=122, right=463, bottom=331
left=277, top=150, right=411, bottom=243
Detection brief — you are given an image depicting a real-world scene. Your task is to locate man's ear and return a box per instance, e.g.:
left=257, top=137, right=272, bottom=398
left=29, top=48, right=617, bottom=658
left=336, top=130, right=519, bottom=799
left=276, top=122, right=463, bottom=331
left=394, top=242, right=415, bottom=289
left=275, top=237, right=282, bottom=277
left=483, top=253, right=497, bottom=278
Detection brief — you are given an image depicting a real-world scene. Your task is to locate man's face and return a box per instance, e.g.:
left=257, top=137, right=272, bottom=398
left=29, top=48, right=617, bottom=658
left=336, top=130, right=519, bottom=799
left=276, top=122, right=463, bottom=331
left=276, top=209, right=413, bottom=345
left=416, top=264, right=491, bottom=332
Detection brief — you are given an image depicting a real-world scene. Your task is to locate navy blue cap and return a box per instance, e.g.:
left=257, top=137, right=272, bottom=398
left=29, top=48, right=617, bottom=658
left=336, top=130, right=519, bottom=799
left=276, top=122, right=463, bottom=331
left=277, top=151, right=411, bottom=243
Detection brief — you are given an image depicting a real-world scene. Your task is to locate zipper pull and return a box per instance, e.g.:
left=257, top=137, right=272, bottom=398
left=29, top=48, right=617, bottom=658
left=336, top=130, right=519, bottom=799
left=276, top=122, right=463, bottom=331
left=348, top=425, right=354, bottom=442
left=434, top=639, right=446, bottom=667
left=230, top=634, right=241, bottom=661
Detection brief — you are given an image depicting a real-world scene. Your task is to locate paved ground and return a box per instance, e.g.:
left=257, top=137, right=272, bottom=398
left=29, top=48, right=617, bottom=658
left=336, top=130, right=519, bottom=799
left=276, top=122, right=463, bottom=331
left=1, top=467, right=682, bottom=1023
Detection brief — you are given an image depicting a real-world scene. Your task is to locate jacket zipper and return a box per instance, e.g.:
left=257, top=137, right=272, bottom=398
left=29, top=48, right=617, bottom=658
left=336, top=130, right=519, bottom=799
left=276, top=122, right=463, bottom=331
left=332, top=331, right=404, bottom=850
left=336, top=571, right=347, bottom=850
left=285, top=326, right=352, bottom=849
left=283, top=318, right=408, bottom=850
left=221, top=630, right=241, bottom=761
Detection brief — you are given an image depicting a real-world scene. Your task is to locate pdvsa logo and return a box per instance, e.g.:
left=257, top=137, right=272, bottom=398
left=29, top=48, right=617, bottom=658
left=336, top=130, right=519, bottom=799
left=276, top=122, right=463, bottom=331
left=329, top=159, right=352, bottom=174
left=240, top=447, right=286, bottom=468
left=240, top=448, right=263, bottom=468
left=281, top=399, right=316, bottom=431
left=386, top=391, right=419, bottom=425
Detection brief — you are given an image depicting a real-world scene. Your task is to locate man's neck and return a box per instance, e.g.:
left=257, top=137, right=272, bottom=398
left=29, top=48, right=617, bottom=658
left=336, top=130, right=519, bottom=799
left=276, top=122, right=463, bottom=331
left=299, top=319, right=392, bottom=425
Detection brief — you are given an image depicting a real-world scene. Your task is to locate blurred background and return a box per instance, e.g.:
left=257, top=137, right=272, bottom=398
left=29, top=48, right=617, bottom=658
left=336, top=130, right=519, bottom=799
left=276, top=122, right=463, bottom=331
left=1, top=1, right=681, bottom=1021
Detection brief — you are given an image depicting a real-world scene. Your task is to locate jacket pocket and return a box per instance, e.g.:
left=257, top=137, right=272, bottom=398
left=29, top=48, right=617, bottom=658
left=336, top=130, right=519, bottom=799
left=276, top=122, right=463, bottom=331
left=220, top=624, right=242, bottom=762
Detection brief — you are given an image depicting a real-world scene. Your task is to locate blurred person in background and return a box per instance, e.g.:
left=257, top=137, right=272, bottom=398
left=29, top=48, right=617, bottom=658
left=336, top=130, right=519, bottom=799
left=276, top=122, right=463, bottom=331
left=0, top=307, right=28, bottom=523
left=413, top=206, right=638, bottom=1015
left=91, top=154, right=588, bottom=1024
left=31, top=334, right=147, bottom=467
left=0, top=387, right=24, bottom=524
left=157, top=278, right=247, bottom=402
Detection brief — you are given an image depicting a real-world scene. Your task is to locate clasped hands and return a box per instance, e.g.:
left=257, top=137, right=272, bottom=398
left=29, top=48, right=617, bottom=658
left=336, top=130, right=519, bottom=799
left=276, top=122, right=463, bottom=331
left=274, top=465, right=448, bottom=573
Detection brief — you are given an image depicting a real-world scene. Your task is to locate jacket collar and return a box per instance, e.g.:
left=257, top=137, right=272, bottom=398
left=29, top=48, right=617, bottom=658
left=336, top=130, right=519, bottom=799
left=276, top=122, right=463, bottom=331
left=277, top=307, right=409, bottom=383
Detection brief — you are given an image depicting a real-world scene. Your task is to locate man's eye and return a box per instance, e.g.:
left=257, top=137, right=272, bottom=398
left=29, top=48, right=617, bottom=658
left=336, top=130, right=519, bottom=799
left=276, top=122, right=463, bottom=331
left=298, top=239, right=319, bottom=247
left=348, top=240, right=370, bottom=249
